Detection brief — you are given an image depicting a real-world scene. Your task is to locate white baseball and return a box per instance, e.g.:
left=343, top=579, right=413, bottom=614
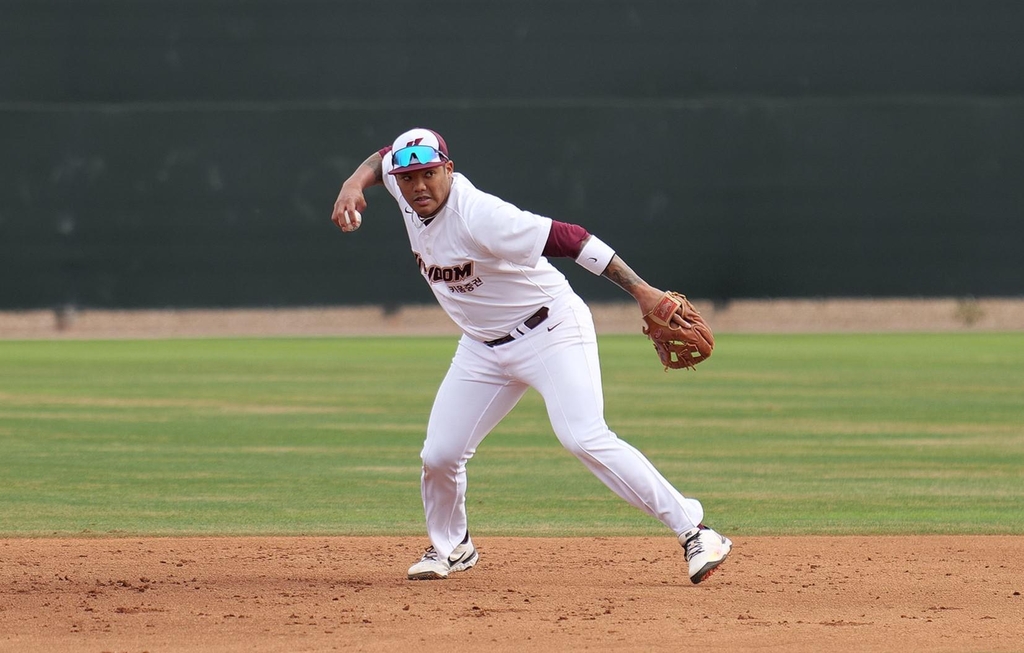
left=345, top=209, right=362, bottom=230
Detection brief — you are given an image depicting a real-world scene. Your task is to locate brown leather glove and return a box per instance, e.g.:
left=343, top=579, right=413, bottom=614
left=642, top=292, right=714, bottom=370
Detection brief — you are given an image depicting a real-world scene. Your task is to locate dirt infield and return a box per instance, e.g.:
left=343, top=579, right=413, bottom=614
left=1, top=536, right=1022, bottom=652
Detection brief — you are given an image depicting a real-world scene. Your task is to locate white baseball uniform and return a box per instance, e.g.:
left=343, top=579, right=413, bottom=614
left=381, top=158, right=705, bottom=560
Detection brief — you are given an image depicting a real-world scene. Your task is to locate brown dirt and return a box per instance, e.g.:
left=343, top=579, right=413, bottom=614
left=3, top=298, right=1024, bottom=339
left=1, top=536, right=1022, bottom=652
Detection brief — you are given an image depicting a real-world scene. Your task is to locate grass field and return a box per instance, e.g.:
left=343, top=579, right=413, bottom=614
left=1, top=333, right=1022, bottom=538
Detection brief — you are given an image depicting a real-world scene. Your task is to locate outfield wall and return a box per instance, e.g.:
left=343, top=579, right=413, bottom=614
left=2, top=1, right=1022, bottom=309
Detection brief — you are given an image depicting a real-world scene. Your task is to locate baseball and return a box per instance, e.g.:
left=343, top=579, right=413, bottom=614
left=344, top=209, right=362, bottom=231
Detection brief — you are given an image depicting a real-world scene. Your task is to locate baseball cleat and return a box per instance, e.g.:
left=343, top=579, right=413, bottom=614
left=680, top=524, right=732, bottom=584
left=407, top=534, right=479, bottom=580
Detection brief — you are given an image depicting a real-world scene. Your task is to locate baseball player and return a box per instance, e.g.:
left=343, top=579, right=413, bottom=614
left=331, top=128, right=731, bottom=584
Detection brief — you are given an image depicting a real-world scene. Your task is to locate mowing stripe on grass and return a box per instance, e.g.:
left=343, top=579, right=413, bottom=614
left=1, top=334, right=1022, bottom=536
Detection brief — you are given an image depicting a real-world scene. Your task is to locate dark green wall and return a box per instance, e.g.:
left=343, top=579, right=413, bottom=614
left=2, top=1, right=1022, bottom=308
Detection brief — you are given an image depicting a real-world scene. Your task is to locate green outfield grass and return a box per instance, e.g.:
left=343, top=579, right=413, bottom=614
left=0, top=333, right=1021, bottom=537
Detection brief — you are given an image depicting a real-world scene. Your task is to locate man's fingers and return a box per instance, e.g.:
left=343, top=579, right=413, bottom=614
left=340, top=209, right=362, bottom=231
left=672, top=312, right=693, bottom=328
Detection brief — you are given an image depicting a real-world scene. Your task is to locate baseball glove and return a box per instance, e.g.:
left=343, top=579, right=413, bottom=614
left=642, top=292, right=714, bottom=370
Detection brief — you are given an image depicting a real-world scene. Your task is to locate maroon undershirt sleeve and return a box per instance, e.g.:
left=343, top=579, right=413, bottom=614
left=543, top=220, right=590, bottom=258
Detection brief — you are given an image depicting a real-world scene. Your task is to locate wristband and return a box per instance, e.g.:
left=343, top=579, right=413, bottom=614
left=575, top=236, right=615, bottom=275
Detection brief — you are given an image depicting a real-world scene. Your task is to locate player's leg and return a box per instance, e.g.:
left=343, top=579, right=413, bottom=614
left=419, top=337, right=528, bottom=560
left=516, top=296, right=705, bottom=536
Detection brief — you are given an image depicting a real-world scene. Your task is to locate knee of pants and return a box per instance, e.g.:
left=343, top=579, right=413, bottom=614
left=420, top=445, right=462, bottom=476
left=556, top=425, right=616, bottom=461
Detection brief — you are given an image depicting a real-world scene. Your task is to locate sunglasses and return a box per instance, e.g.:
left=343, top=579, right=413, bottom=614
left=392, top=145, right=448, bottom=168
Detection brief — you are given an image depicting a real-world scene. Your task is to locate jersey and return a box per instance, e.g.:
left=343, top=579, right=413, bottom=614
left=380, top=165, right=574, bottom=342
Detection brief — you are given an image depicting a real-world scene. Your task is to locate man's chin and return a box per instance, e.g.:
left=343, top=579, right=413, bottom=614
left=414, top=202, right=444, bottom=219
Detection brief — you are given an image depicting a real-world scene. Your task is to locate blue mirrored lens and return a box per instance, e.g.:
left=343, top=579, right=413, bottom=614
left=393, top=145, right=441, bottom=168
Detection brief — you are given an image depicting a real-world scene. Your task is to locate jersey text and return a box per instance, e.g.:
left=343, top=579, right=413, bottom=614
left=414, top=253, right=476, bottom=285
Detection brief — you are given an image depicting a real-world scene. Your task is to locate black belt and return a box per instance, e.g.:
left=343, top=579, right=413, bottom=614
left=484, top=307, right=550, bottom=347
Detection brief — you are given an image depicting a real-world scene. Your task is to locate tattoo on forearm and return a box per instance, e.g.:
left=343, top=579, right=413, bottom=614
left=602, top=256, right=643, bottom=291
left=363, top=153, right=383, bottom=184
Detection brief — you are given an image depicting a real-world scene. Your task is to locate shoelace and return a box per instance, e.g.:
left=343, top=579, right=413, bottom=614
left=419, top=546, right=441, bottom=562
left=684, top=534, right=705, bottom=561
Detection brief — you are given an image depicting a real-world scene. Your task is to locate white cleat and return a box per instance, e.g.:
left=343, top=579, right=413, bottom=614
left=680, top=524, right=732, bottom=584
left=407, top=535, right=479, bottom=580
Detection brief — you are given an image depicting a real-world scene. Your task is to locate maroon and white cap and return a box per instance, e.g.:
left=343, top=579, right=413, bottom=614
left=387, top=128, right=450, bottom=175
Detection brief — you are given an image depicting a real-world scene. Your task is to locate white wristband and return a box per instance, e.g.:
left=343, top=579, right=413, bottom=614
left=575, top=236, right=616, bottom=275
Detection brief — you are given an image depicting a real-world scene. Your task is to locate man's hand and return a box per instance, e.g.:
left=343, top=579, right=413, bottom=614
left=332, top=187, right=366, bottom=232
left=331, top=151, right=384, bottom=233
left=634, top=284, right=672, bottom=320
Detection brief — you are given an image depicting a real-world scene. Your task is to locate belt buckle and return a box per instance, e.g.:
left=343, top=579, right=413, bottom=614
left=485, top=307, right=549, bottom=347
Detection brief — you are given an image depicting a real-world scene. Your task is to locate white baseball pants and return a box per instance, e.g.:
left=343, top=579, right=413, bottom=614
left=420, top=294, right=705, bottom=559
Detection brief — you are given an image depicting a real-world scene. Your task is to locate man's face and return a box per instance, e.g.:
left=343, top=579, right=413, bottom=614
left=395, top=161, right=454, bottom=218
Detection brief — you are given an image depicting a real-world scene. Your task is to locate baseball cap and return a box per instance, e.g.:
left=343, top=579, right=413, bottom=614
left=388, top=128, right=450, bottom=175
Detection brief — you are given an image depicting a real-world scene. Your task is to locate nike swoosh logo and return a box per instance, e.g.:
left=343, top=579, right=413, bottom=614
left=588, top=257, right=598, bottom=262
left=547, top=321, right=564, bottom=332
